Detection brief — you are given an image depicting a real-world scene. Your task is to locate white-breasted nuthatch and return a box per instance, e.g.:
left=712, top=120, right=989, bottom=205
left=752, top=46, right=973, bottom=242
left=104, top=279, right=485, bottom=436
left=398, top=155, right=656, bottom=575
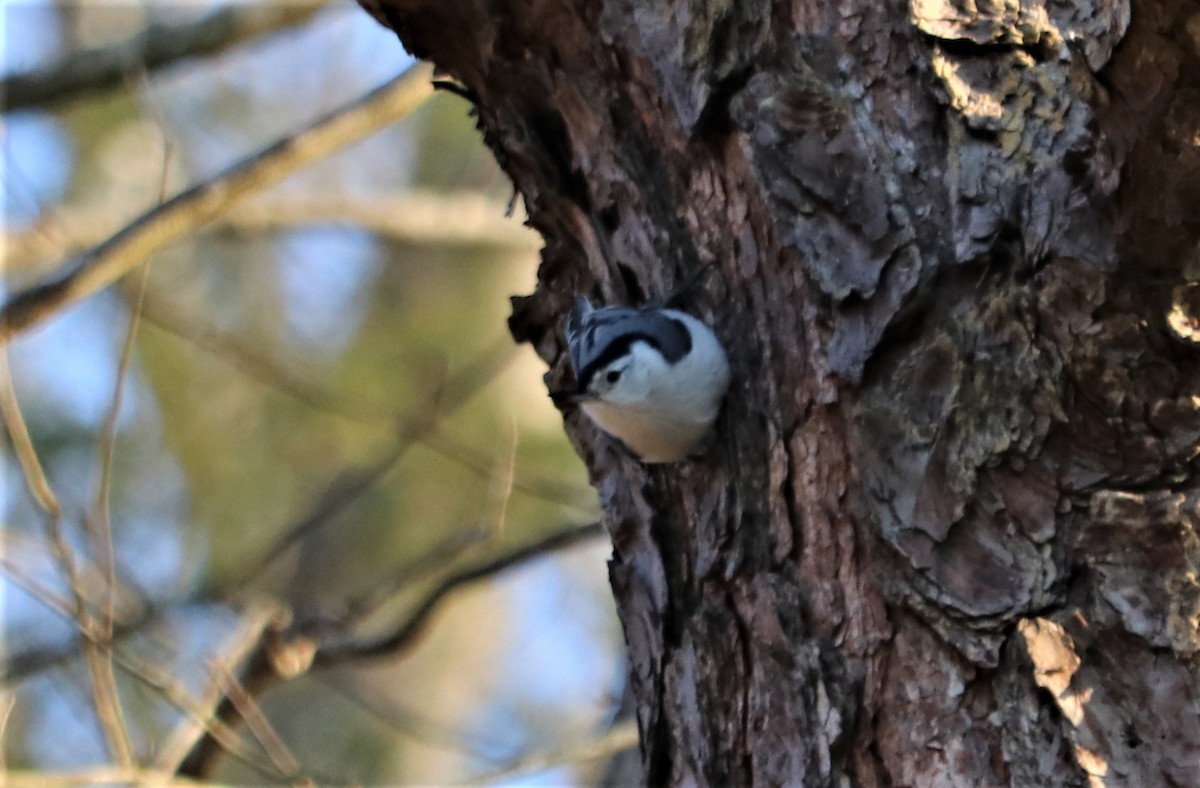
left=555, top=297, right=731, bottom=463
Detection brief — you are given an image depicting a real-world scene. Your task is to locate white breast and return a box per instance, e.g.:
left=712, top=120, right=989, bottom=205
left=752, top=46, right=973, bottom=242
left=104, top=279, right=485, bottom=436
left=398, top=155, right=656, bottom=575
left=581, top=401, right=712, bottom=462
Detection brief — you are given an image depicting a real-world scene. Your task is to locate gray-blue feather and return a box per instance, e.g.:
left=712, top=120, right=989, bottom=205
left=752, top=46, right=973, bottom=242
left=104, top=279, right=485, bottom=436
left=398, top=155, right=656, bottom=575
left=565, top=297, right=692, bottom=389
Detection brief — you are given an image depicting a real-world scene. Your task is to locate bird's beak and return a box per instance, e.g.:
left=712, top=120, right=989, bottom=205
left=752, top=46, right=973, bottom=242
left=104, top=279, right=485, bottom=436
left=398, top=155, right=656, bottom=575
left=549, top=387, right=593, bottom=406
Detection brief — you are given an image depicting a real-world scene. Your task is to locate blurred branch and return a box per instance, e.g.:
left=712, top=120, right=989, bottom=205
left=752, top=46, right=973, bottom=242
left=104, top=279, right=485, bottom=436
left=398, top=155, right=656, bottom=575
left=228, top=336, right=521, bottom=588
left=80, top=235, right=152, bottom=777
left=484, top=416, right=518, bottom=538
left=0, top=354, right=61, bottom=519
left=114, top=640, right=322, bottom=784
left=464, top=720, right=640, bottom=785
left=81, top=105, right=172, bottom=767
left=136, top=292, right=593, bottom=512
left=0, top=691, right=14, bottom=772
left=232, top=442, right=411, bottom=587
left=0, top=528, right=153, bottom=687
left=4, top=192, right=538, bottom=277
left=340, top=527, right=490, bottom=626
left=0, top=768, right=202, bottom=787
left=426, top=432, right=594, bottom=510
left=0, top=62, right=435, bottom=342
left=1, top=530, right=145, bottom=619
left=181, top=522, right=605, bottom=777
left=1, top=518, right=600, bottom=690
left=0, top=561, right=301, bottom=782
left=0, top=353, right=134, bottom=765
left=137, top=289, right=392, bottom=422
left=312, top=521, right=605, bottom=665
left=0, top=2, right=331, bottom=112
left=153, top=599, right=285, bottom=774
left=229, top=191, right=537, bottom=247
left=213, top=663, right=303, bottom=780
left=315, top=673, right=505, bottom=758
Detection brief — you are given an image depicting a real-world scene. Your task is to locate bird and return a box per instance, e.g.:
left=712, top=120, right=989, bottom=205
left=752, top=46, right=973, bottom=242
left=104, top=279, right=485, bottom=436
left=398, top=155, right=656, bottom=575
left=555, top=296, right=731, bottom=463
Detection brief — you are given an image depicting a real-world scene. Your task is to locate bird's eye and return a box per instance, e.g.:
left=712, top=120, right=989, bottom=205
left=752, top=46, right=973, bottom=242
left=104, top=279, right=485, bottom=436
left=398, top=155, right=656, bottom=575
left=606, top=370, right=622, bottom=384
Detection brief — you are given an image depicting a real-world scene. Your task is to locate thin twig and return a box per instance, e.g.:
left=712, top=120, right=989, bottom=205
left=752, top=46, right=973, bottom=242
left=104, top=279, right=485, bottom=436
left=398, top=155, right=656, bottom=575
left=0, top=2, right=332, bottom=111
left=134, top=296, right=593, bottom=509
left=313, top=521, right=605, bottom=665
left=0, top=353, right=135, bottom=764
left=0, top=690, right=15, bottom=772
left=77, top=134, right=166, bottom=779
left=0, top=529, right=144, bottom=620
left=89, top=217, right=152, bottom=629
left=79, top=605, right=137, bottom=767
left=314, top=672, right=503, bottom=757
left=81, top=273, right=146, bottom=768
left=87, top=70, right=177, bottom=765
left=0, top=561, right=296, bottom=782
left=340, top=527, right=491, bottom=626
left=113, top=646, right=305, bottom=784
left=462, top=720, right=640, bottom=785
left=137, top=289, right=396, bottom=422
left=0, top=528, right=152, bottom=687
left=229, top=337, right=520, bottom=589
left=0, top=767, right=203, bottom=787
left=0, top=554, right=77, bottom=620
left=0, top=62, right=435, bottom=342
left=153, top=599, right=282, bottom=774
left=210, top=663, right=305, bottom=782
left=0, top=353, right=61, bottom=520
left=484, top=416, right=518, bottom=539
left=231, top=441, right=411, bottom=590
left=425, top=432, right=595, bottom=510
left=3, top=191, right=537, bottom=276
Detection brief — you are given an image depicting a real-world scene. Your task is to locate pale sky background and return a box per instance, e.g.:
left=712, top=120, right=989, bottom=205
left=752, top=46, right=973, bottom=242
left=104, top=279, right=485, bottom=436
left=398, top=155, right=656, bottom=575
left=1, top=2, right=624, bottom=784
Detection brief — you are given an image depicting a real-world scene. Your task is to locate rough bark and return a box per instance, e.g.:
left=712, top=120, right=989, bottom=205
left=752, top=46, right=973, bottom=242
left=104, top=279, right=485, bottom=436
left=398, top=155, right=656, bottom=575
left=364, top=0, right=1200, bottom=784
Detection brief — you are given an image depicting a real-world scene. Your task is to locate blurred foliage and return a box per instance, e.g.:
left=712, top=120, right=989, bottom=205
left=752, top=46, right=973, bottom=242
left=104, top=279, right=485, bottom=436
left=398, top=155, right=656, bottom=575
left=2, top=3, right=622, bottom=785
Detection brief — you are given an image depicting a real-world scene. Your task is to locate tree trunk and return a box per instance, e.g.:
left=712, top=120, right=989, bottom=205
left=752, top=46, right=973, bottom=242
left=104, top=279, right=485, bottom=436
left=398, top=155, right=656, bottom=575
left=364, top=0, right=1200, bottom=784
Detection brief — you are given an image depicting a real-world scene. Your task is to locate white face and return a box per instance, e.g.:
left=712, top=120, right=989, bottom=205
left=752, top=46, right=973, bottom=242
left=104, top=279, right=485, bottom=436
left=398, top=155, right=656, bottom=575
left=585, top=343, right=655, bottom=406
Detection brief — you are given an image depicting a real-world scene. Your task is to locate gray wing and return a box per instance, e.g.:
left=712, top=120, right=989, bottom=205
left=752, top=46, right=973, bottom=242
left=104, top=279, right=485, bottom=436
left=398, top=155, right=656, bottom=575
left=565, top=297, right=692, bottom=381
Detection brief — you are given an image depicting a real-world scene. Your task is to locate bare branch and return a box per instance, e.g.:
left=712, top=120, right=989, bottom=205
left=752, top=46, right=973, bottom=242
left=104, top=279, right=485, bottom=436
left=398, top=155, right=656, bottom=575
left=78, top=175, right=160, bottom=778
left=0, top=354, right=134, bottom=764
left=312, top=521, right=605, bottom=665
left=425, top=432, right=594, bottom=511
left=0, top=353, right=61, bottom=519
left=340, top=527, right=490, bottom=626
left=484, top=416, right=518, bottom=539
left=121, top=279, right=594, bottom=519
left=78, top=86, right=173, bottom=767
left=4, top=191, right=537, bottom=276
left=80, top=621, right=136, bottom=767
left=0, top=62, right=435, bottom=342
left=0, top=690, right=15, bottom=772
left=114, top=643, right=309, bottom=784
left=180, top=522, right=608, bottom=775
left=0, top=2, right=331, bottom=112
left=210, top=663, right=304, bottom=781
left=463, top=720, right=640, bottom=785
left=1, top=530, right=145, bottom=621
left=0, top=560, right=297, bottom=782
left=314, top=672, right=502, bottom=758
left=0, top=528, right=152, bottom=687
left=136, top=289, right=391, bottom=422
left=229, top=337, right=521, bottom=588
left=225, top=191, right=538, bottom=248
left=0, top=768, right=202, bottom=787
left=153, top=599, right=283, bottom=774
left=136, top=297, right=594, bottom=509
